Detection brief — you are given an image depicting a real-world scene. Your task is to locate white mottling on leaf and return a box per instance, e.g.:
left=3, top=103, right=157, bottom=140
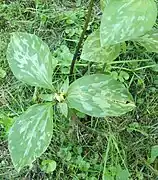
left=7, top=32, right=56, bottom=89
left=135, top=29, right=158, bottom=53
left=100, top=0, right=157, bottom=46
left=81, top=30, right=121, bottom=63
left=107, top=16, right=112, bottom=20
left=67, top=74, right=135, bottom=117
left=82, top=101, right=93, bottom=111
left=8, top=103, right=53, bottom=171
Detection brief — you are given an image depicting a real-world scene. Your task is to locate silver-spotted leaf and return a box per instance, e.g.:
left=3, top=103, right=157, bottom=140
left=136, top=29, right=158, bottom=53
left=7, top=33, right=54, bottom=89
left=67, top=74, right=135, bottom=117
left=100, top=0, right=157, bottom=46
left=100, top=0, right=111, bottom=12
left=81, top=30, right=120, bottom=63
left=8, top=103, right=53, bottom=172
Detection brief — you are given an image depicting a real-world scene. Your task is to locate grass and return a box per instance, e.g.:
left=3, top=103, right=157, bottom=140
left=0, top=0, right=158, bottom=179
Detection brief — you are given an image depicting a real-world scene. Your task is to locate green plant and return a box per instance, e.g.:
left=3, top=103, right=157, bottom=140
left=0, top=113, right=14, bottom=138
left=6, top=0, right=158, bottom=172
left=40, top=159, right=57, bottom=173
left=0, top=68, right=6, bottom=79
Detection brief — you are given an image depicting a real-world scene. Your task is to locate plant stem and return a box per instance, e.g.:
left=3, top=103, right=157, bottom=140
left=69, top=0, right=94, bottom=79
left=82, top=62, right=94, bottom=75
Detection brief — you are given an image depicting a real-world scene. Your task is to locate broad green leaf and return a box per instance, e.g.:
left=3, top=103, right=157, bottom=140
left=7, top=33, right=55, bottom=89
left=100, top=0, right=111, bottom=12
left=8, top=103, right=53, bottom=172
left=136, top=29, right=158, bottom=53
left=100, top=0, right=157, bottom=46
left=81, top=30, right=120, bottom=63
left=67, top=74, right=135, bottom=117
left=41, top=159, right=57, bottom=173
left=148, top=145, right=158, bottom=164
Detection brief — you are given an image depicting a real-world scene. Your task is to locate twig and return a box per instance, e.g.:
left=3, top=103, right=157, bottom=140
left=69, top=0, right=94, bottom=80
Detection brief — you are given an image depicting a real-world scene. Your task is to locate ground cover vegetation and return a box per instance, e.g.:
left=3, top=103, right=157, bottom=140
left=0, top=0, right=158, bottom=179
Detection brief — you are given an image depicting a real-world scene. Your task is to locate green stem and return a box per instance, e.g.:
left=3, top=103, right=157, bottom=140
left=109, top=59, right=152, bottom=64
left=102, top=135, right=111, bottom=180
left=82, top=62, right=94, bottom=75
left=69, top=0, right=94, bottom=80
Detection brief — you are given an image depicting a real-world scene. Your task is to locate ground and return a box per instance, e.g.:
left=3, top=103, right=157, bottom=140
left=0, top=0, right=158, bottom=179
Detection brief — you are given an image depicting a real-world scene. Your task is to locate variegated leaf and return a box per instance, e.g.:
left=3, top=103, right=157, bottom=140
left=81, top=30, right=120, bottom=63
left=8, top=103, right=53, bottom=172
left=100, top=0, right=157, bottom=46
left=100, top=0, right=111, bottom=12
left=67, top=74, right=135, bottom=117
left=135, top=29, right=158, bottom=53
left=7, top=33, right=55, bottom=89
